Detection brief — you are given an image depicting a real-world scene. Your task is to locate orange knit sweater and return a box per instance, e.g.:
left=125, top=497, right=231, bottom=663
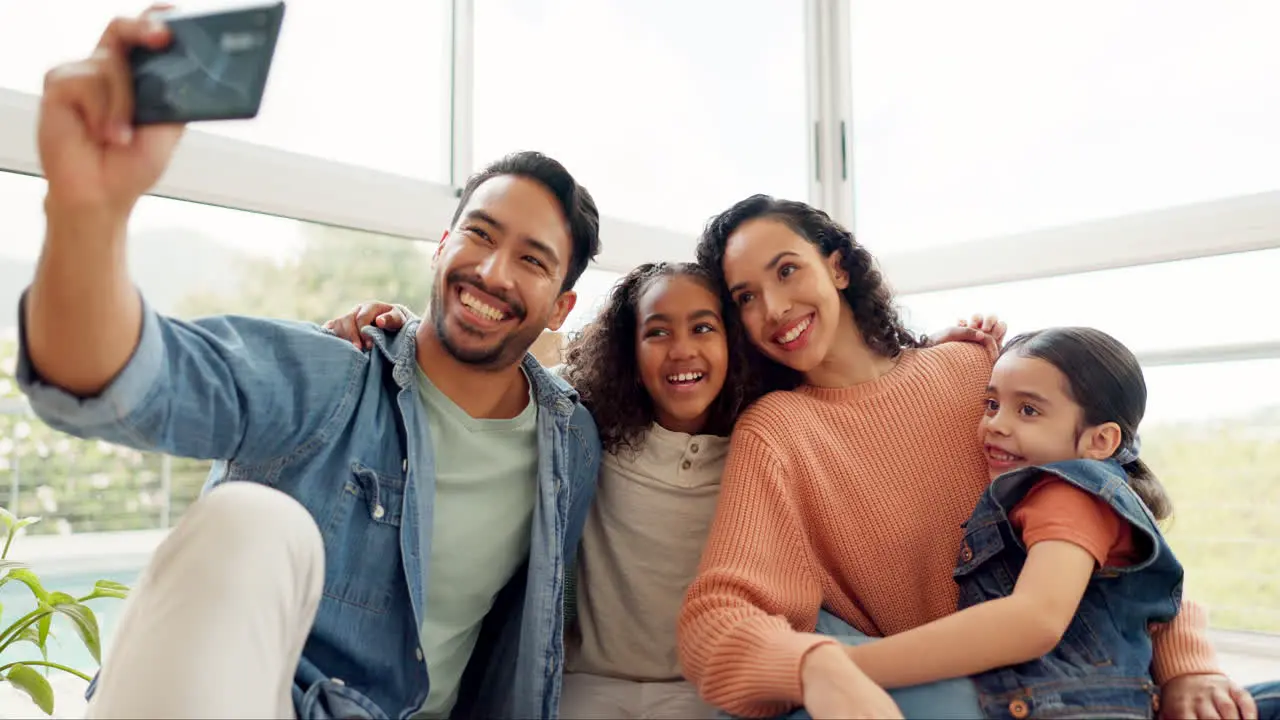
left=676, top=342, right=1218, bottom=718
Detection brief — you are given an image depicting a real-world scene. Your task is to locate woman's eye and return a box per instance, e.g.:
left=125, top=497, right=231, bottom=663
left=779, top=263, right=798, bottom=279
left=645, top=328, right=669, bottom=338
left=736, top=292, right=754, bottom=306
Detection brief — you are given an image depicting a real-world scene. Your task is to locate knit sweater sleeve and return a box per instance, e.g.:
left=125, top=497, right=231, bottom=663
left=1150, top=599, right=1221, bottom=683
left=676, top=423, right=834, bottom=718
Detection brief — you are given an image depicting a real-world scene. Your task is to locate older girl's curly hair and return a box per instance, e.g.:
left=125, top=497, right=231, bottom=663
left=561, top=262, right=755, bottom=455
left=695, top=194, right=921, bottom=393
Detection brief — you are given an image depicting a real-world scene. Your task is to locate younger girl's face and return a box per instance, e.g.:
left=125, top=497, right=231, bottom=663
left=635, top=275, right=730, bottom=435
left=979, top=353, right=1114, bottom=481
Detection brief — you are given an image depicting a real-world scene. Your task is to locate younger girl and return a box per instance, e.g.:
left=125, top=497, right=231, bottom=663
left=842, top=326, right=1183, bottom=718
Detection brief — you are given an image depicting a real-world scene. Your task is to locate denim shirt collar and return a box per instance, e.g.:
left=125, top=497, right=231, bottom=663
left=368, top=320, right=579, bottom=414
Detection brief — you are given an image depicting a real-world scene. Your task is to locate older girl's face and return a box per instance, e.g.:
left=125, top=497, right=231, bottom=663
left=722, top=218, right=848, bottom=374
left=634, top=275, right=730, bottom=435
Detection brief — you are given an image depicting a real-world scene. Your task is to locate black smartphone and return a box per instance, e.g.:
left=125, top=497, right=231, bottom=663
left=129, top=1, right=286, bottom=125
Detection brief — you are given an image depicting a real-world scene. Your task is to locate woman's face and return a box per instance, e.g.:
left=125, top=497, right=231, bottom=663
left=722, top=218, right=848, bottom=373
left=635, top=274, right=730, bottom=435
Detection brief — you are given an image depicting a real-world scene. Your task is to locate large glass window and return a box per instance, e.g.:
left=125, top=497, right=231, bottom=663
left=0, top=0, right=453, bottom=180
left=895, top=248, right=1280, bottom=357
left=849, top=1, right=1280, bottom=251
left=1142, top=360, right=1280, bottom=635
left=473, top=0, right=810, bottom=234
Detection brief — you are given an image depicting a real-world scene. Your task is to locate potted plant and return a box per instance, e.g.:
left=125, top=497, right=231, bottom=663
left=0, top=508, right=129, bottom=716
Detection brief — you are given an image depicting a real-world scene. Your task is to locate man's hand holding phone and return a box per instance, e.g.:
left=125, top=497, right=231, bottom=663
left=39, top=5, right=183, bottom=220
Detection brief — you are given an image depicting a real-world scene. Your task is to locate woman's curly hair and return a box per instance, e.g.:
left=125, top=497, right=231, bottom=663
left=695, top=194, right=921, bottom=393
left=561, top=262, right=756, bottom=455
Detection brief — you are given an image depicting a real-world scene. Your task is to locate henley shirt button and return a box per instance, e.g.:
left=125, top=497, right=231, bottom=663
left=681, top=460, right=692, bottom=470
left=690, top=442, right=699, bottom=453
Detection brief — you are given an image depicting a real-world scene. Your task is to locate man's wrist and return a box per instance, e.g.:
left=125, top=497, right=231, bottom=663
left=44, top=193, right=131, bottom=244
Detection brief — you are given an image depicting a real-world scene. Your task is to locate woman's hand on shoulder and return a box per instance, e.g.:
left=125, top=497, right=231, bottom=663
left=925, top=313, right=1007, bottom=356
left=322, top=301, right=410, bottom=350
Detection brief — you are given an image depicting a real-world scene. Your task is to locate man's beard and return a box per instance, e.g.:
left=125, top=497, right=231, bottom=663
left=429, top=272, right=543, bottom=369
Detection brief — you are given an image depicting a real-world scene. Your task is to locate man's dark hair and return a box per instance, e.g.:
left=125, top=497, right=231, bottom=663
left=452, top=151, right=601, bottom=291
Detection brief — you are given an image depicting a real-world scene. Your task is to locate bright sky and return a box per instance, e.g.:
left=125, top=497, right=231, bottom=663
left=1, top=0, right=1277, bottom=422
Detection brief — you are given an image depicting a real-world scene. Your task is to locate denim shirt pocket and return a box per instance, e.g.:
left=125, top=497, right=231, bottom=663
left=320, top=461, right=406, bottom=614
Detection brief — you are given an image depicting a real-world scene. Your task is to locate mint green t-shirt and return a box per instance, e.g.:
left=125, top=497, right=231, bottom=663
left=414, top=366, right=538, bottom=718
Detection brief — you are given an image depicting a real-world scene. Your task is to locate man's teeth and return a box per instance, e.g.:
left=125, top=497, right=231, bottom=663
left=667, top=372, right=704, bottom=383
left=777, top=316, right=811, bottom=344
left=461, top=291, right=504, bottom=321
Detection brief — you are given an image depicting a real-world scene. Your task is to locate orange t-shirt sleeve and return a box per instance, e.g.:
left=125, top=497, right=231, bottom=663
left=1009, top=478, right=1127, bottom=567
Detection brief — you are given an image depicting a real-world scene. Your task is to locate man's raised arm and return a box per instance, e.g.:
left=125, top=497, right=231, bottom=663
left=25, top=10, right=180, bottom=396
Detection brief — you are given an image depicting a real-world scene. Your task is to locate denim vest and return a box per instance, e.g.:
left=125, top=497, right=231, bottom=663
left=954, top=459, right=1183, bottom=720
left=16, top=296, right=602, bottom=720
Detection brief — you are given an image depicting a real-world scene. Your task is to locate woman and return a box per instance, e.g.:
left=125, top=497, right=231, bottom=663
left=676, top=195, right=1248, bottom=720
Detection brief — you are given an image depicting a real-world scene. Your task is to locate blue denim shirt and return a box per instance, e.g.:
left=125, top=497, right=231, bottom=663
left=15, top=295, right=601, bottom=720
left=955, top=459, right=1183, bottom=720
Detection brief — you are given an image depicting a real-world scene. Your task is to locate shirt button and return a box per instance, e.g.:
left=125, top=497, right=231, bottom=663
left=372, top=504, right=386, bottom=520
left=690, top=442, right=699, bottom=453
left=1009, top=698, right=1030, bottom=719
left=332, top=678, right=345, bottom=687
left=681, top=459, right=692, bottom=470
left=416, top=648, right=424, bottom=661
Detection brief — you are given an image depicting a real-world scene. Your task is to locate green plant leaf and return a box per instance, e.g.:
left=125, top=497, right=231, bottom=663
left=5, top=569, right=48, bottom=603
left=47, top=599, right=100, bottom=664
left=36, top=614, right=52, bottom=662
left=79, top=580, right=130, bottom=602
left=0, top=507, right=15, bottom=533
left=4, top=662, right=55, bottom=715
left=7, top=624, right=38, bottom=649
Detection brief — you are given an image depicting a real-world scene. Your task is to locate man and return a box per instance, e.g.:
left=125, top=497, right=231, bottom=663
left=18, top=9, right=600, bottom=719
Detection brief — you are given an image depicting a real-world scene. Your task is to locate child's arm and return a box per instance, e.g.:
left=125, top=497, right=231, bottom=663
left=845, top=480, right=1122, bottom=689
left=845, top=539, right=1095, bottom=688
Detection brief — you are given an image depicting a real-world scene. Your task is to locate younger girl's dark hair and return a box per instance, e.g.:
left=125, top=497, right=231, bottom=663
left=1002, top=327, right=1172, bottom=521
left=561, top=262, right=755, bottom=454
left=695, top=195, right=921, bottom=394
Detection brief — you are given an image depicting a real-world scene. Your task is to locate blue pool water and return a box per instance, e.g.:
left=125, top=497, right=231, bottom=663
left=0, top=568, right=141, bottom=673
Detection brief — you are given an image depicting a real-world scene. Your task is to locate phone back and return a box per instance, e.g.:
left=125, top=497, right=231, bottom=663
left=130, top=2, right=286, bottom=125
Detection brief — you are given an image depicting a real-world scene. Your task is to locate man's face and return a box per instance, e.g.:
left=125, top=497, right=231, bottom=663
left=428, top=175, right=577, bottom=370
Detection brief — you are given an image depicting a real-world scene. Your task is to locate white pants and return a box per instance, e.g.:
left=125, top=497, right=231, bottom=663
left=87, top=482, right=325, bottom=719
left=559, top=673, right=715, bottom=720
